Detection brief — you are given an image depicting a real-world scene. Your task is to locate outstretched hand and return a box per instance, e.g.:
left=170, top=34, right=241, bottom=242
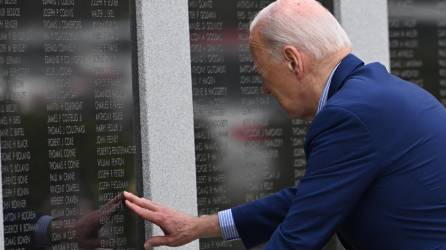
left=123, top=191, right=221, bottom=249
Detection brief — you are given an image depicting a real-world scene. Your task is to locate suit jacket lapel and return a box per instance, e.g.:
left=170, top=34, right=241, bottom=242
left=327, top=54, right=365, bottom=100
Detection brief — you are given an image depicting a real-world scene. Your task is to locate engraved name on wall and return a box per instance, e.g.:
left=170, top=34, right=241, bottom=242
left=0, top=0, right=142, bottom=249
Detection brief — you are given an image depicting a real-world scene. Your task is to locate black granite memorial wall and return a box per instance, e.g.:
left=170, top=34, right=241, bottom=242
left=0, top=0, right=143, bottom=249
left=188, top=1, right=338, bottom=249
left=389, top=0, right=446, bottom=104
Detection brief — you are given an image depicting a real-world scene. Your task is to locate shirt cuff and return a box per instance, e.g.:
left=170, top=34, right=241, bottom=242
left=34, top=215, right=54, bottom=247
left=218, top=209, right=240, bottom=241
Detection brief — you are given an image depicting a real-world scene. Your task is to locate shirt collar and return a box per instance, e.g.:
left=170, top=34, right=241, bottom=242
left=316, top=63, right=340, bottom=114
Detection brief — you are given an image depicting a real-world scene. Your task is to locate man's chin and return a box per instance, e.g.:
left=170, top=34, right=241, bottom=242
left=287, top=113, right=299, bottom=119
left=287, top=111, right=313, bottom=121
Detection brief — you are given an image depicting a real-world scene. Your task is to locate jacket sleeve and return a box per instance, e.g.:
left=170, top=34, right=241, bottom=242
left=262, top=107, right=380, bottom=250
left=231, top=186, right=298, bottom=248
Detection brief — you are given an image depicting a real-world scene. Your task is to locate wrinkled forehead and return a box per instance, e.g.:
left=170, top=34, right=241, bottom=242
left=248, top=29, right=269, bottom=57
left=248, top=33, right=272, bottom=74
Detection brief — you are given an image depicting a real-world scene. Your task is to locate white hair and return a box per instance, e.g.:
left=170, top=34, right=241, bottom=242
left=250, top=0, right=352, bottom=61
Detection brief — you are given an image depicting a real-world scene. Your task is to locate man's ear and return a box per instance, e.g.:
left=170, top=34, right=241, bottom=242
left=283, top=46, right=303, bottom=77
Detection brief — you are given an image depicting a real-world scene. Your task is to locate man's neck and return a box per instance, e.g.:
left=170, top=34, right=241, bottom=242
left=307, top=48, right=352, bottom=118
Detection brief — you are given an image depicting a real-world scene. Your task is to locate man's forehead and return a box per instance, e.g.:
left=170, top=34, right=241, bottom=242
left=248, top=31, right=267, bottom=52
left=249, top=38, right=263, bottom=50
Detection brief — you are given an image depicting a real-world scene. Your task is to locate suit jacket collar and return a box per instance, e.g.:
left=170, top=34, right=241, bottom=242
left=327, top=54, right=364, bottom=100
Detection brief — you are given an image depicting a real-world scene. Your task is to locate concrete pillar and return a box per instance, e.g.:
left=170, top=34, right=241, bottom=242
left=335, top=0, right=390, bottom=68
left=135, top=0, right=198, bottom=249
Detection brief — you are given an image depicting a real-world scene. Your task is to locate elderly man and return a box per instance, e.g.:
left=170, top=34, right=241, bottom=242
left=124, top=0, right=446, bottom=249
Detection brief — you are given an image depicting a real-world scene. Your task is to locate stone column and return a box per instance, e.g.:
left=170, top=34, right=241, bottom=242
left=335, top=0, right=390, bottom=68
left=135, top=0, right=198, bottom=249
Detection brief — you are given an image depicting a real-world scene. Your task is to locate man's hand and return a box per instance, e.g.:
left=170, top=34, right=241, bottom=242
left=123, top=191, right=221, bottom=249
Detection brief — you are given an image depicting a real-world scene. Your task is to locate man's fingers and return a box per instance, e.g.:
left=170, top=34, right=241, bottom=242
left=145, top=236, right=174, bottom=249
left=124, top=191, right=159, bottom=211
left=125, top=200, right=160, bottom=224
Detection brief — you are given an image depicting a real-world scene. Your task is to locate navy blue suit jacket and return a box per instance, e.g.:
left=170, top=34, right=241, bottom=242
left=231, top=54, right=446, bottom=250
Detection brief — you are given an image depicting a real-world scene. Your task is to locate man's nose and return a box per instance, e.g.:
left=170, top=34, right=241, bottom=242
left=261, top=84, right=271, bottom=95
